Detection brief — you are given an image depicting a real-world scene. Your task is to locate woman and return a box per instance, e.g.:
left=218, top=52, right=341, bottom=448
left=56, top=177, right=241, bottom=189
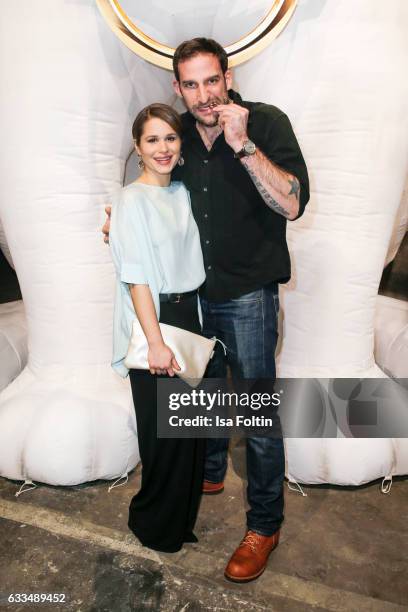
left=109, top=103, right=206, bottom=552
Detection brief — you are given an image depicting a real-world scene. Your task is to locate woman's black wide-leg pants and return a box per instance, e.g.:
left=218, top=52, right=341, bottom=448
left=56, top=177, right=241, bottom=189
left=128, top=295, right=205, bottom=553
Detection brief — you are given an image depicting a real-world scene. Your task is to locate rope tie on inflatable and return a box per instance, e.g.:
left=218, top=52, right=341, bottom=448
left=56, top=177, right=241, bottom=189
left=15, top=480, right=37, bottom=497
left=108, top=472, right=128, bottom=492
left=287, top=479, right=307, bottom=497
left=381, top=475, right=393, bottom=494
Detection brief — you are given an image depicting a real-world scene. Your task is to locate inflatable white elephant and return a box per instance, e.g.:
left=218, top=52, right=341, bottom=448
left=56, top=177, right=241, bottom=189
left=0, top=0, right=407, bottom=487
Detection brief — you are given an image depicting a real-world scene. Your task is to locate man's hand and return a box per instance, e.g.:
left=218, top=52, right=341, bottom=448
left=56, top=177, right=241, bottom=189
left=213, top=103, right=249, bottom=153
left=102, top=205, right=111, bottom=244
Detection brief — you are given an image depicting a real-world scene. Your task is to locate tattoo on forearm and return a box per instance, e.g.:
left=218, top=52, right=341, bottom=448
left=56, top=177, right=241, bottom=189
left=241, top=148, right=299, bottom=219
left=288, top=177, right=300, bottom=200
left=246, top=167, right=291, bottom=218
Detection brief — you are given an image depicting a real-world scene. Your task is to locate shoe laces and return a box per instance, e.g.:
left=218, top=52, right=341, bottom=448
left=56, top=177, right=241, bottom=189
left=240, top=531, right=262, bottom=554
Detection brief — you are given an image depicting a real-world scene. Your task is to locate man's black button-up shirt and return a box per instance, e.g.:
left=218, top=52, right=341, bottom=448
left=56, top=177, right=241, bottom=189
left=172, top=90, right=309, bottom=303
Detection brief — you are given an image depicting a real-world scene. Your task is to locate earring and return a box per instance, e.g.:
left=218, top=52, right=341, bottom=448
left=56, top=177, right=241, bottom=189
left=137, top=155, right=144, bottom=170
left=178, top=156, right=185, bottom=167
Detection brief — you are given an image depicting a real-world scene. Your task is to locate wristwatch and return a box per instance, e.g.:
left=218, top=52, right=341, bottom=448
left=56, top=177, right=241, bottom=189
left=234, top=139, right=257, bottom=159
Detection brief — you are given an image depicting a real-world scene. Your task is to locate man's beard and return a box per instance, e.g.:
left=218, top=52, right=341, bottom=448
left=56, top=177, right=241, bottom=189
left=189, top=94, right=230, bottom=127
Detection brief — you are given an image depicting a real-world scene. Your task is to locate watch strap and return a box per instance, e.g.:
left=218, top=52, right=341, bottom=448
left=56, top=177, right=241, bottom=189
left=234, top=140, right=256, bottom=159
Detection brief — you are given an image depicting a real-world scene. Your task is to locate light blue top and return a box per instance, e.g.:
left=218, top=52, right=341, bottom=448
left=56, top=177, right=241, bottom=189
left=109, top=181, right=206, bottom=378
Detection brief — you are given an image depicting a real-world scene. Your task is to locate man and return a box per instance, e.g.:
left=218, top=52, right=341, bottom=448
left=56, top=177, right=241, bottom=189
left=104, top=38, right=309, bottom=583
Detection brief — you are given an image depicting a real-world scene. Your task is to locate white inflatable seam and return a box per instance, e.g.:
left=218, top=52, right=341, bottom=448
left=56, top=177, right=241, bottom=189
left=0, top=330, right=22, bottom=371
left=385, top=326, right=408, bottom=367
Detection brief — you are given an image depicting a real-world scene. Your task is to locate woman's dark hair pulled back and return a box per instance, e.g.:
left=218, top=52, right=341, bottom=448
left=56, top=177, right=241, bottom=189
left=132, top=103, right=182, bottom=145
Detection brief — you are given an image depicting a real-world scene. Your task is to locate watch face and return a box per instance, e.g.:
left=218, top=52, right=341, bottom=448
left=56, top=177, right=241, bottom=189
left=244, top=140, right=256, bottom=155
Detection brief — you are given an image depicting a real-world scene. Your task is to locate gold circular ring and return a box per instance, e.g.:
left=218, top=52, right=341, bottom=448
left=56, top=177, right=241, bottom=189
left=96, top=0, right=297, bottom=70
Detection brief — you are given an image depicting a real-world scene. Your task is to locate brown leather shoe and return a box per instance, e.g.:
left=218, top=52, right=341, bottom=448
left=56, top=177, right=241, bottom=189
left=224, top=529, right=280, bottom=582
left=202, top=480, right=224, bottom=495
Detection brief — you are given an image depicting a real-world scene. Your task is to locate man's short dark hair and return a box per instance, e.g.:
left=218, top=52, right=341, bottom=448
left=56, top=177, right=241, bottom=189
left=173, top=38, right=228, bottom=82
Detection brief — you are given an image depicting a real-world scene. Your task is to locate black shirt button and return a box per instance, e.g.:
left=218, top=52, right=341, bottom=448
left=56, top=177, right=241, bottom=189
left=203, top=187, right=208, bottom=192
left=205, top=240, right=210, bottom=244
left=207, top=265, right=212, bottom=270
left=204, top=213, right=208, bottom=218
left=204, top=159, right=209, bottom=164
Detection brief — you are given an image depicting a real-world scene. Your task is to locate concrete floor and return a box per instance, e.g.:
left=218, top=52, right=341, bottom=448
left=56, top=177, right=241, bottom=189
left=0, top=439, right=407, bottom=612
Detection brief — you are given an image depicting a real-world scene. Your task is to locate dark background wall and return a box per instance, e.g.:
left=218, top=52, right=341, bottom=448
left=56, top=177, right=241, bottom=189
left=0, top=249, right=22, bottom=304
left=379, top=232, right=408, bottom=301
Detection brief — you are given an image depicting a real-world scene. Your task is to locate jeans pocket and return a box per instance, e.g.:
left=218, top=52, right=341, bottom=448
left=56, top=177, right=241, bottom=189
left=230, top=289, right=263, bottom=303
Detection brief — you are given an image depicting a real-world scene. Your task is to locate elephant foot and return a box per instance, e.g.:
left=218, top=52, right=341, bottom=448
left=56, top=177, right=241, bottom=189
left=0, top=365, right=138, bottom=486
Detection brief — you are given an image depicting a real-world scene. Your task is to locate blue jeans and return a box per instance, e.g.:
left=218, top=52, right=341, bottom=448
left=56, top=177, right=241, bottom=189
left=201, top=282, right=284, bottom=536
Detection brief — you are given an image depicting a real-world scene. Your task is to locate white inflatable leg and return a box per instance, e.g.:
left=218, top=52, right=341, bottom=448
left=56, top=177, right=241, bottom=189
left=0, top=1, right=171, bottom=485
left=235, top=0, right=408, bottom=484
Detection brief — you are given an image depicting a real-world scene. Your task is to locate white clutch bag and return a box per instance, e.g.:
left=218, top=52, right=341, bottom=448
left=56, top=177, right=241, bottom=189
left=124, top=319, right=217, bottom=387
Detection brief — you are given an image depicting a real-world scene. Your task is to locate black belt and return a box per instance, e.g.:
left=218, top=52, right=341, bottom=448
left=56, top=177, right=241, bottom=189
left=159, top=289, right=198, bottom=304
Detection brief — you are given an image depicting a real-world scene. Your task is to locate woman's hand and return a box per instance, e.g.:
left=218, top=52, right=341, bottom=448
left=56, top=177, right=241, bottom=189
left=128, top=285, right=180, bottom=377
left=148, top=341, right=181, bottom=377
